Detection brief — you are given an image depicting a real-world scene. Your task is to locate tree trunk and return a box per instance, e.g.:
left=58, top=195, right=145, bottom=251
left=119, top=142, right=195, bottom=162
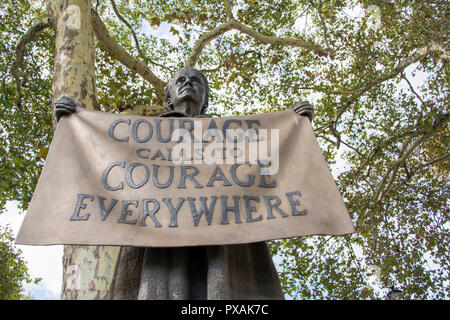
left=46, top=0, right=119, bottom=300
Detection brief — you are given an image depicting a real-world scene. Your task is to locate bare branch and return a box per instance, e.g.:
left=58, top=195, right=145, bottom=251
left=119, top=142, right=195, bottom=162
left=391, top=151, right=449, bottom=193
left=10, top=18, right=50, bottom=108
left=225, top=0, right=234, bottom=20
left=185, top=14, right=332, bottom=69
left=232, top=19, right=332, bottom=57
left=109, top=0, right=173, bottom=73
left=91, top=10, right=166, bottom=103
left=401, top=72, right=425, bottom=105
left=185, top=20, right=235, bottom=68
left=310, top=0, right=332, bottom=53
left=109, top=0, right=144, bottom=58
left=329, top=43, right=447, bottom=148
left=375, top=112, right=449, bottom=202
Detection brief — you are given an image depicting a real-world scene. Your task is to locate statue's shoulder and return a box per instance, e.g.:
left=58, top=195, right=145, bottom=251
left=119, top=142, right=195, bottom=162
left=193, top=114, right=214, bottom=118
left=120, top=104, right=166, bottom=116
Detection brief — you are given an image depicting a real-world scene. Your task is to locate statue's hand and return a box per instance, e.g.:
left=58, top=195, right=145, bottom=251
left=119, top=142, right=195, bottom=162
left=55, top=96, right=79, bottom=121
left=290, top=101, right=314, bottom=123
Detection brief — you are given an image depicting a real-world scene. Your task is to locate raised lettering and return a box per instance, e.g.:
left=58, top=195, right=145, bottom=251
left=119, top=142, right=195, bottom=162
left=223, top=119, right=242, bottom=142
left=178, top=166, right=203, bottom=188
left=220, top=195, right=242, bottom=225
left=98, top=196, right=118, bottom=221
left=152, top=164, right=174, bottom=188
left=187, top=196, right=217, bottom=226
left=136, top=148, right=151, bottom=159
left=117, top=200, right=138, bottom=224
left=155, top=119, right=173, bottom=143
left=131, top=119, right=153, bottom=143
left=206, top=166, right=232, bottom=187
left=230, top=163, right=255, bottom=187
left=286, top=191, right=307, bottom=216
left=163, top=198, right=185, bottom=228
left=70, top=193, right=94, bottom=221
left=108, top=119, right=130, bottom=142
left=151, top=149, right=166, bottom=161
left=101, top=162, right=125, bottom=191
left=140, top=199, right=161, bottom=227
left=263, top=195, right=288, bottom=219
left=244, top=195, right=262, bottom=222
left=125, top=162, right=150, bottom=189
left=257, top=160, right=277, bottom=188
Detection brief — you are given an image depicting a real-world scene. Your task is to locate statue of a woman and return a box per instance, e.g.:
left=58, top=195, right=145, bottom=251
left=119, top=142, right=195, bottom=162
left=55, top=68, right=313, bottom=299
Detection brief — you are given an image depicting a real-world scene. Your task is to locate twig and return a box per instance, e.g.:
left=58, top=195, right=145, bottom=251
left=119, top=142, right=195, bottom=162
left=390, top=151, right=449, bottom=194
left=375, top=112, right=449, bottom=202
left=309, top=0, right=333, bottom=54
left=109, top=0, right=173, bottom=73
left=91, top=10, right=166, bottom=103
left=344, top=235, right=366, bottom=282
left=184, top=4, right=332, bottom=69
left=10, top=18, right=50, bottom=108
left=401, top=72, right=426, bottom=105
left=328, top=43, right=447, bottom=150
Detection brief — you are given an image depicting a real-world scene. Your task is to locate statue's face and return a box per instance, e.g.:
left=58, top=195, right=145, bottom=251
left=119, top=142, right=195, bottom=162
left=168, top=69, right=206, bottom=116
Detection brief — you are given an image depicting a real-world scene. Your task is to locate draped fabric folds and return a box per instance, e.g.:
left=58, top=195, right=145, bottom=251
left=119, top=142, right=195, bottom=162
left=106, top=242, right=284, bottom=300
left=105, top=112, right=284, bottom=300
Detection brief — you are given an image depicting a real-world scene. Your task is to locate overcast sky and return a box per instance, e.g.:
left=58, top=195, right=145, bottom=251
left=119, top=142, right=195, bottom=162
left=1, top=201, right=63, bottom=299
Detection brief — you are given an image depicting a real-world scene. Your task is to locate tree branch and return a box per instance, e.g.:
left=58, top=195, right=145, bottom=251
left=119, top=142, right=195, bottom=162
left=91, top=10, right=166, bottom=103
left=375, top=112, right=449, bottom=202
left=10, top=18, right=51, bottom=108
left=109, top=0, right=173, bottom=73
left=184, top=9, right=333, bottom=69
left=185, top=20, right=235, bottom=68
left=310, top=0, right=332, bottom=54
left=232, top=19, right=332, bottom=57
left=401, top=72, right=425, bottom=105
left=225, top=0, right=234, bottom=20
left=200, top=49, right=261, bottom=73
left=391, top=151, right=449, bottom=194
left=329, top=43, right=447, bottom=149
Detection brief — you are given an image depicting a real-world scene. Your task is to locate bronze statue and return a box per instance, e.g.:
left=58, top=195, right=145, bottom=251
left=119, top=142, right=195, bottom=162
left=55, top=68, right=313, bottom=299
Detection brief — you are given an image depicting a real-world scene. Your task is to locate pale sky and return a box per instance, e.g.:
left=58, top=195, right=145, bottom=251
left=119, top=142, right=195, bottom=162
left=1, top=201, right=63, bottom=299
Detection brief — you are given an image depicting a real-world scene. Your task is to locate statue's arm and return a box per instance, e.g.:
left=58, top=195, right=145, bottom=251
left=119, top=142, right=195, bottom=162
left=290, top=101, right=314, bottom=123
left=54, top=96, right=79, bottom=122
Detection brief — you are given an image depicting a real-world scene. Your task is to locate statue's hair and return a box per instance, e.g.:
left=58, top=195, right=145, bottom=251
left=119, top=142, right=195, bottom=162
left=164, top=68, right=209, bottom=114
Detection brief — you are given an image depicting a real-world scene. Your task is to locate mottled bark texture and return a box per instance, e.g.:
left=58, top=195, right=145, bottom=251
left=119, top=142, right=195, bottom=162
left=48, top=0, right=98, bottom=129
left=61, top=245, right=120, bottom=300
left=106, top=243, right=284, bottom=300
left=47, top=0, right=116, bottom=300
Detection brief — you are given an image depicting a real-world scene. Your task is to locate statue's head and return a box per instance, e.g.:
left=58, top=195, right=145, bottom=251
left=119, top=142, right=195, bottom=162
left=164, top=68, right=209, bottom=116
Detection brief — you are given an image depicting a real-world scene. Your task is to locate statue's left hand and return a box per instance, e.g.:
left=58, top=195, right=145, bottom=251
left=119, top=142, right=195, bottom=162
left=290, top=101, right=314, bottom=123
left=55, top=96, right=79, bottom=122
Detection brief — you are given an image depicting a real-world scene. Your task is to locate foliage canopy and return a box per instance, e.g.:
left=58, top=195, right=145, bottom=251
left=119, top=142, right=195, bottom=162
left=0, top=0, right=448, bottom=299
left=0, top=225, right=41, bottom=299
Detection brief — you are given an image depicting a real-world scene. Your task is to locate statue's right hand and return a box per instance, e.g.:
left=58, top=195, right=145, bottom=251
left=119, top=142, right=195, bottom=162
left=290, top=101, right=314, bottom=123
left=55, top=96, right=79, bottom=121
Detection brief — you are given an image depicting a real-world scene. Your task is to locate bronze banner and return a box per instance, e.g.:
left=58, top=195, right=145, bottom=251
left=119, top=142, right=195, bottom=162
left=16, top=108, right=354, bottom=247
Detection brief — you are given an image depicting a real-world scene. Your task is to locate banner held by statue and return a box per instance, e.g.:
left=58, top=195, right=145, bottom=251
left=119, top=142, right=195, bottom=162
left=16, top=108, right=354, bottom=247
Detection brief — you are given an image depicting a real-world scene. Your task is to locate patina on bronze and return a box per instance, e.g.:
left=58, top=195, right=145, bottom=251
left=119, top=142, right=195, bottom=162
left=109, top=69, right=285, bottom=300
left=47, top=68, right=320, bottom=300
